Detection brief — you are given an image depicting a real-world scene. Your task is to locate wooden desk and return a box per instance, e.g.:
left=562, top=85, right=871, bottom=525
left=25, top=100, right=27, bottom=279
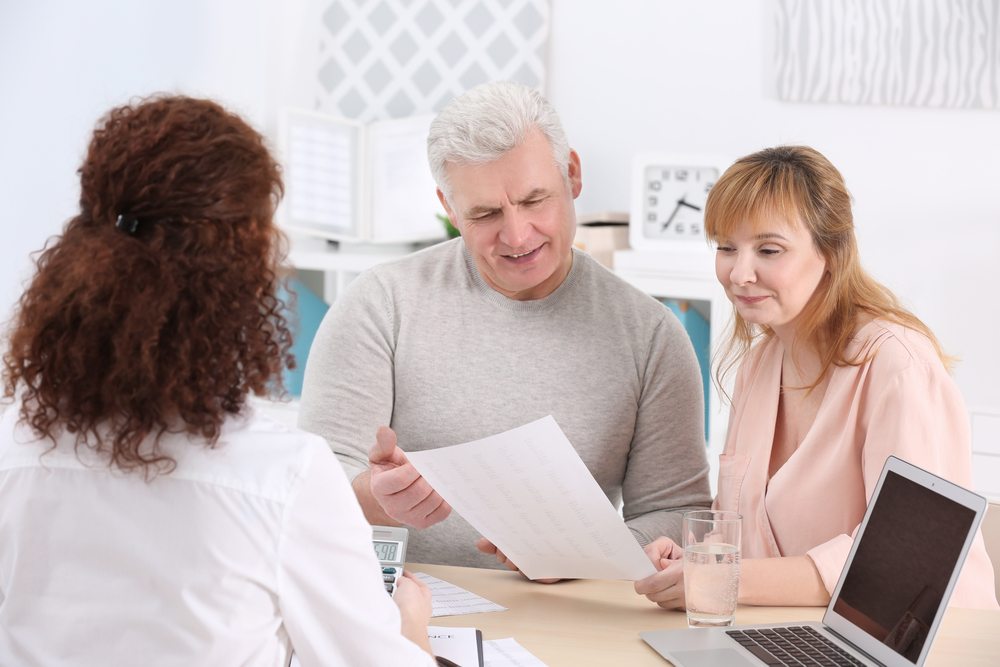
left=411, top=563, right=1000, bottom=667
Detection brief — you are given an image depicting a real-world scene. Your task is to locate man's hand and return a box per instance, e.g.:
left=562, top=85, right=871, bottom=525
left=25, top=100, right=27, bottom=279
left=633, top=536, right=686, bottom=610
left=366, top=426, right=452, bottom=529
left=476, top=537, right=560, bottom=584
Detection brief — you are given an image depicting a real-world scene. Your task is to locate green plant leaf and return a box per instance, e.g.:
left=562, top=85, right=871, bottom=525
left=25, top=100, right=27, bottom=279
left=437, top=213, right=461, bottom=239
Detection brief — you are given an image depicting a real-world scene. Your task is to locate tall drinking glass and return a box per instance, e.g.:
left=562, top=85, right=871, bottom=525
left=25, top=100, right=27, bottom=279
left=682, top=510, right=742, bottom=628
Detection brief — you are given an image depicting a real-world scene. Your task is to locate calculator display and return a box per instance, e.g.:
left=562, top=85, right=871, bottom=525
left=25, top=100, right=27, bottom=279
left=373, top=540, right=400, bottom=562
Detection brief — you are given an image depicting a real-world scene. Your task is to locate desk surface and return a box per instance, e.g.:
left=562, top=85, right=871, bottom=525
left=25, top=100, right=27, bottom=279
left=411, top=563, right=1000, bottom=667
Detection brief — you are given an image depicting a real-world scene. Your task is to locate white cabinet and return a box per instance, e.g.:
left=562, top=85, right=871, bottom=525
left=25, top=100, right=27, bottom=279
left=614, top=248, right=732, bottom=496
left=970, top=407, right=1000, bottom=500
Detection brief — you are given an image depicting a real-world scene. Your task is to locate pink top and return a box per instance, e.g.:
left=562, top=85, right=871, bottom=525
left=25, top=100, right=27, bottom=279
left=714, top=319, right=998, bottom=610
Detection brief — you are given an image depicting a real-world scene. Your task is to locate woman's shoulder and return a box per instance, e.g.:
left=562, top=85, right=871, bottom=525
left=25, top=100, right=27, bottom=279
left=851, top=318, right=943, bottom=371
left=163, top=402, right=342, bottom=501
left=0, top=403, right=328, bottom=508
left=217, top=402, right=333, bottom=462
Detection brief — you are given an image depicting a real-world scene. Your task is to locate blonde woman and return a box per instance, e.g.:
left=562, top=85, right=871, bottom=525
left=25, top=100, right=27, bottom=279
left=635, top=146, right=997, bottom=610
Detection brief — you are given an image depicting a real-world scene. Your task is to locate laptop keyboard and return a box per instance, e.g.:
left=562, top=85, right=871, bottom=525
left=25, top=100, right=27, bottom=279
left=726, top=626, right=866, bottom=667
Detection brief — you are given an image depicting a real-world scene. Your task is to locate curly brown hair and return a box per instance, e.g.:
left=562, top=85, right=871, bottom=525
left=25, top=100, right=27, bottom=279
left=2, top=95, right=294, bottom=475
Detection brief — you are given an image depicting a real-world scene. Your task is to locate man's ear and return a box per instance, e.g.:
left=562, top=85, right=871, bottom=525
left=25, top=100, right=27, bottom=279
left=437, top=188, right=458, bottom=228
left=567, top=149, right=582, bottom=199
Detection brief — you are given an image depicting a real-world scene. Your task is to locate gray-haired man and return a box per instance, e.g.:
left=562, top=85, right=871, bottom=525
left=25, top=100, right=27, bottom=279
left=298, top=81, right=711, bottom=574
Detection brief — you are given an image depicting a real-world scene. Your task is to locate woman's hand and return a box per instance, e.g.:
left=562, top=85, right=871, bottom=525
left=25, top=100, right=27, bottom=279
left=392, top=570, right=435, bottom=656
left=633, top=536, right=686, bottom=610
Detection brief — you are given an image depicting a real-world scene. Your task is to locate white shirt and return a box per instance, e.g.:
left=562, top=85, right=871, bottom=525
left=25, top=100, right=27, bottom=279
left=0, top=403, right=436, bottom=667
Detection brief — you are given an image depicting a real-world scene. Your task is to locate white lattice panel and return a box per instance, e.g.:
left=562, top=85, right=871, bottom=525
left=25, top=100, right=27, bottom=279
left=313, top=0, right=550, bottom=122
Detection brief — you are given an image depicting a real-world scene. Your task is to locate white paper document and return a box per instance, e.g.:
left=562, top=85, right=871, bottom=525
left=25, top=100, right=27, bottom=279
left=407, top=416, right=657, bottom=581
left=415, top=572, right=508, bottom=617
left=483, top=638, right=549, bottom=667
left=428, top=626, right=482, bottom=667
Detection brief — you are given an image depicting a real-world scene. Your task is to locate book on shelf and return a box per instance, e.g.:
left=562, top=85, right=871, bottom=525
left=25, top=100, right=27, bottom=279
left=278, top=108, right=446, bottom=245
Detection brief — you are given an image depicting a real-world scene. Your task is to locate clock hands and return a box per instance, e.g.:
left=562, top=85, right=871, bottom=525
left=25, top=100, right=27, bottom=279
left=661, top=194, right=702, bottom=231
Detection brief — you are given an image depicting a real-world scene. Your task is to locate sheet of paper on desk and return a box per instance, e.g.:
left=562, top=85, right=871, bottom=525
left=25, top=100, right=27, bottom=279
left=483, top=638, right=549, bottom=667
left=407, top=415, right=657, bottom=581
left=415, top=572, right=508, bottom=617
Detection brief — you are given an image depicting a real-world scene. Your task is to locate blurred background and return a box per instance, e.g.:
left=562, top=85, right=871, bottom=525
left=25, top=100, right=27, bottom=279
left=2, top=0, right=998, bottom=495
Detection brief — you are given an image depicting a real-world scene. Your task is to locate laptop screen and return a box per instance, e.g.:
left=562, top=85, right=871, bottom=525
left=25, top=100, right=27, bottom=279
left=830, top=470, right=976, bottom=662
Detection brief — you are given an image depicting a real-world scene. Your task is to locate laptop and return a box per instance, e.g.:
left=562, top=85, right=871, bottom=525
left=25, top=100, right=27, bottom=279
left=640, top=456, right=988, bottom=667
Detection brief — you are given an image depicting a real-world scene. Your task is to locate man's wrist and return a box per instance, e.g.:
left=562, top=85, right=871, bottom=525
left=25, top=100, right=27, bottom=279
left=351, top=471, right=400, bottom=527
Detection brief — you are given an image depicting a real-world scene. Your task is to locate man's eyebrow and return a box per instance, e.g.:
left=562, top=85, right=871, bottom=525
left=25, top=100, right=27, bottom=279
left=464, top=203, right=502, bottom=217
left=513, top=188, right=550, bottom=205
left=463, top=188, right=552, bottom=218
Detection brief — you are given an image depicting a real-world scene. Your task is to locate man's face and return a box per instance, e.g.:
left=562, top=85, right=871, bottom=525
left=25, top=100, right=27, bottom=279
left=438, top=130, right=582, bottom=301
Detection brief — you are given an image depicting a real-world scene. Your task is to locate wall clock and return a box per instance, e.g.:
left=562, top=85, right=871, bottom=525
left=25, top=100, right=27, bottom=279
left=629, top=154, right=734, bottom=251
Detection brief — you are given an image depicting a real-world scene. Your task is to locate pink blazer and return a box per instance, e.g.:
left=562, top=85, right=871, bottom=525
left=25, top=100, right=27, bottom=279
left=714, top=319, right=998, bottom=610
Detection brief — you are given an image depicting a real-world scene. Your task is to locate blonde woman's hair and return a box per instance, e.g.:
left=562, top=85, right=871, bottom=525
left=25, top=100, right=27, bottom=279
left=704, top=145, right=952, bottom=397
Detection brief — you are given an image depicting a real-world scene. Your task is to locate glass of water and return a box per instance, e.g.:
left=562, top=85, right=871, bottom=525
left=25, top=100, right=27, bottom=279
left=682, top=510, right=742, bottom=628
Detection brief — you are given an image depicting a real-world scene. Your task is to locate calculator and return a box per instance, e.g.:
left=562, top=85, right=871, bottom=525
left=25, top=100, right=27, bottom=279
left=372, top=525, right=408, bottom=596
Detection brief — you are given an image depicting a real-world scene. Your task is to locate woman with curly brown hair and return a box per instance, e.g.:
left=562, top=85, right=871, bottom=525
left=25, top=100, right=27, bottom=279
left=0, top=96, right=437, bottom=666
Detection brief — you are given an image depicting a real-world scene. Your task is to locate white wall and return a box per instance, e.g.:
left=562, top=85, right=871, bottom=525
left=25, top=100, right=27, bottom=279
left=547, top=0, right=1000, bottom=415
left=2, top=0, right=998, bottom=420
left=0, top=0, right=274, bottom=324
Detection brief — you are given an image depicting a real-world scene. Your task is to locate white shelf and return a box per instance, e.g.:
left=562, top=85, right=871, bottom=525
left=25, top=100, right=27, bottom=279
left=287, top=244, right=416, bottom=304
left=288, top=249, right=410, bottom=273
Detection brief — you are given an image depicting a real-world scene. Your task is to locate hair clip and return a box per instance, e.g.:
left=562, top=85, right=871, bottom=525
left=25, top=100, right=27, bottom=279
left=116, top=213, right=140, bottom=236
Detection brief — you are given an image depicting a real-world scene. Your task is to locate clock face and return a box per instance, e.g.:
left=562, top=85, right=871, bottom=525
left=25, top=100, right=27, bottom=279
left=642, top=165, right=718, bottom=240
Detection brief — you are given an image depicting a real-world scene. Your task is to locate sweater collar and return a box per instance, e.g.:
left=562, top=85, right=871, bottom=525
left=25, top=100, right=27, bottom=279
left=460, top=240, right=583, bottom=313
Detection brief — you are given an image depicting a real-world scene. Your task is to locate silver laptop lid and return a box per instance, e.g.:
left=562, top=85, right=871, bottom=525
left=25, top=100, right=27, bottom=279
left=822, top=456, right=987, bottom=666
